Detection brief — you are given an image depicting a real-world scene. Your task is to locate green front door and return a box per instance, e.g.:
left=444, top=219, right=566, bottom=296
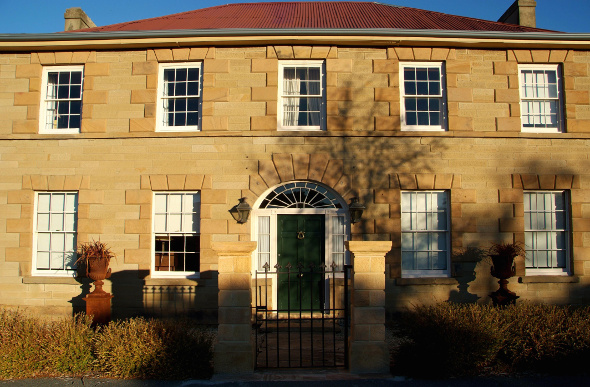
left=277, top=214, right=324, bottom=311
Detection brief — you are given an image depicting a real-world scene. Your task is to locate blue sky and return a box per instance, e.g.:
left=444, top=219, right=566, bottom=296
left=0, top=0, right=589, bottom=34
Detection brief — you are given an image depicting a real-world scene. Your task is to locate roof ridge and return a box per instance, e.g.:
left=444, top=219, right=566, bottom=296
left=75, top=2, right=555, bottom=34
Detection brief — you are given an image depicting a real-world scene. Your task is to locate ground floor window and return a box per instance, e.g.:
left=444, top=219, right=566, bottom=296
left=524, top=191, right=570, bottom=275
left=33, top=192, right=78, bottom=276
left=153, top=192, right=200, bottom=277
left=401, top=191, right=450, bottom=277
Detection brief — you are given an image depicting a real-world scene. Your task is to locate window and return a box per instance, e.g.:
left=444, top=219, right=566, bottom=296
left=278, top=61, right=325, bottom=131
left=157, top=63, right=202, bottom=131
left=39, top=66, right=84, bottom=134
left=153, top=192, right=200, bottom=277
left=400, top=62, right=446, bottom=131
left=524, top=191, right=570, bottom=275
left=519, top=64, right=563, bottom=133
left=33, top=192, right=78, bottom=276
left=401, top=191, right=450, bottom=277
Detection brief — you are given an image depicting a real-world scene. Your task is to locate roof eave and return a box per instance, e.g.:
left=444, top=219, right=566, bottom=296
left=1, top=28, right=589, bottom=51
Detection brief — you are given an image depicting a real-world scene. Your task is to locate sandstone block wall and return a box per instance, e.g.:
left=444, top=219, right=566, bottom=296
left=1, top=45, right=589, bottom=317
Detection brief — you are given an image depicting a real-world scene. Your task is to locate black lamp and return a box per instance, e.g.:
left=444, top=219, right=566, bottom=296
left=229, top=197, right=252, bottom=224
left=349, top=197, right=365, bottom=224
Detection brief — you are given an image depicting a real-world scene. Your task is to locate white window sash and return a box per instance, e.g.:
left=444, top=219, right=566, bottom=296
left=524, top=191, right=570, bottom=275
left=152, top=191, right=201, bottom=278
left=401, top=191, right=450, bottom=278
left=400, top=62, right=447, bottom=132
left=278, top=60, right=325, bottom=131
left=156, top=63, right=202, bottom=132
left=32, top=192, right=78, bottom=277
left=39, top=66, right=84, bottom=134
left=518, top=64, right=563, bottom=133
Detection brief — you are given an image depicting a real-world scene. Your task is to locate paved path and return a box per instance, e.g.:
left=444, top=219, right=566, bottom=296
left=1, top=371, right=590, bottom=387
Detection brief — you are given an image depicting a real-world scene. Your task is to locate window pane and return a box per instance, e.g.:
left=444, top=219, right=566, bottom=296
left=37, top=214, right=50, bottom=232
left=37, top=252, right=50, bottom=269
left=51, top=213, right=64, bottom=231
left=38, top=233, right=50, bottom=251
left=51, top=253, right=65, bottom=270
left=51, top=194, right=65, bottom=212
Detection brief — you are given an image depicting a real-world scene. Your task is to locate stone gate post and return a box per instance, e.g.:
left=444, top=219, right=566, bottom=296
left=346, top=241, right=391, bottom=374
left=212, top=241, right=257, bottom=374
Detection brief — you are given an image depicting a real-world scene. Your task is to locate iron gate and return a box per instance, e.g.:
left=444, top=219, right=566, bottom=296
left=254, top=263, right=351, bottom=369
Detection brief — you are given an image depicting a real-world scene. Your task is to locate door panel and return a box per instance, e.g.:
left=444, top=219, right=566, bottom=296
left=277, top=214, right=324, bottom=311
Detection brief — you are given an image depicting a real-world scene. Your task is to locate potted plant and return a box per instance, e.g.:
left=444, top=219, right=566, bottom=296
left=76, top=240, right=115, bottom=325
left=76, top=240, right=113, bottom=282
left=488, top=242, right=524, bottom=306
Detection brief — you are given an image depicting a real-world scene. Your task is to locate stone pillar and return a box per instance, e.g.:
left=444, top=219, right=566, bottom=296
left=212, top=241, right=257, bottom=374
left=346, top=241, right=392, bottom=374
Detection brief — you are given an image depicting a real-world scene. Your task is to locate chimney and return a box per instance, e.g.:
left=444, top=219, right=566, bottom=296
left=498, top=0, right=536, bottom=28
left=64, top=7, right=96, bottom=31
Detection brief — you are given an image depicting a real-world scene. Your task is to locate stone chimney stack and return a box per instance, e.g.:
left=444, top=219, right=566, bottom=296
left=498, top=0, right=536, bottom=28
left=64, top=8, right=96, bottom=31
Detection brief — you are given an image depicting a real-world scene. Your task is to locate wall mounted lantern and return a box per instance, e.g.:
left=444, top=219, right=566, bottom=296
left=229, top=197, right=252, bottom=224
left=349, top=197, right=365, bottom=224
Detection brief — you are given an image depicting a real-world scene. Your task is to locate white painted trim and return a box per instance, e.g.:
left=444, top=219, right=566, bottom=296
left=39, top=65, right=84, bottom=134
left=399, top=62, right=447, bottom=132
left=156, top=62, right=202, bottom=132
left=277, top=60, right=326, bottom=131
left=400, top=190, right=451, bottom=278
left=250, top=181, right=351, bottom=310
left=31, top=191, right=78, bottom=277
left=523, top=190, right=571, bottom=276
left=150, top=191, right=201, bottom=279
left=518, top=64, right=564, bottom=133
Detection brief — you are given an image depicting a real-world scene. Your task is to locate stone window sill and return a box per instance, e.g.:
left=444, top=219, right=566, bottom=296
left=518, top=275, right=579, bottom=284
left=144, top=277, right=200, bottom=286
left=395, top=277, right=459, bottom=286
left=22, top=276, right=83, bottom=285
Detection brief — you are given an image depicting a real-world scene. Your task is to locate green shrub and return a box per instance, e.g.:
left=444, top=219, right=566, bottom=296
left=390, top=302, right=590, bottom=378
left=0, top=309, right=214, bottom=380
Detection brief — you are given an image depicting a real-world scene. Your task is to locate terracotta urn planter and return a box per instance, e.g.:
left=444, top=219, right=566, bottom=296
left=76, top=241, right=114, bottom=324
left=488, top=242, right=524, bottom=306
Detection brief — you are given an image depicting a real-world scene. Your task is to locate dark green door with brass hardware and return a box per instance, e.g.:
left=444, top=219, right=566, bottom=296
left=277, top=214, right=324, bottom=311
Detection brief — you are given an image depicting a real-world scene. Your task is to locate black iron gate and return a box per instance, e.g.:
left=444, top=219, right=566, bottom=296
left=254, top=262, right=351, bottom=369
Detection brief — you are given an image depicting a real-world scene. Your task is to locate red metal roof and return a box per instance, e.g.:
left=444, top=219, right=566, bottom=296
left=79, top=2, right=550, bottom=33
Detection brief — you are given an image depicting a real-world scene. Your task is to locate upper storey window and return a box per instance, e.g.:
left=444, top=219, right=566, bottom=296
left=278, top=61, right=325, bottom=131
left=157, top=63, right=202, bottom=132
left=519, top=64, right=563, bottom=133
left=400, top=62, right=447, bottom=131
left=39, top=66, right=84, bottom=134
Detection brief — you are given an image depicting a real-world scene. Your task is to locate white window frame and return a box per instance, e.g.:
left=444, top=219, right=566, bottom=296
left=251, top=208, right=349, bottom=312
left=39, top=66, right=84, bottom=134
left=151, top=191, right=201, bottom=279
left=32, top=191, right=78, bottom=277
left=278, top=60, right=326, bottom=131
left=156, top=62, right=202, bottom=132
left=518, top=64, right=564, bottom=133
left=401, top=190, right=451, bottom=278
left=524, top=190, right=570, bottom=276
left=400, top=62, right=447, bottom=131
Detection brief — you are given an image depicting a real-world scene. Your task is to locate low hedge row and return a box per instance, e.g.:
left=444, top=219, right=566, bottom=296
left=0, top=310, right=214, bottom=380
left=390, top=302, right=590, bottom=378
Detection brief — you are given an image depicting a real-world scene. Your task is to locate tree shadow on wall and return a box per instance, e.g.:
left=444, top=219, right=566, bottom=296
left=72, top=270, right=217, bottom=323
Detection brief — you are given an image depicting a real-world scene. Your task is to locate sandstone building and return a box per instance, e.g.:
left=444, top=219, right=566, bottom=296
left=1, top=1, right=590, bottom=324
